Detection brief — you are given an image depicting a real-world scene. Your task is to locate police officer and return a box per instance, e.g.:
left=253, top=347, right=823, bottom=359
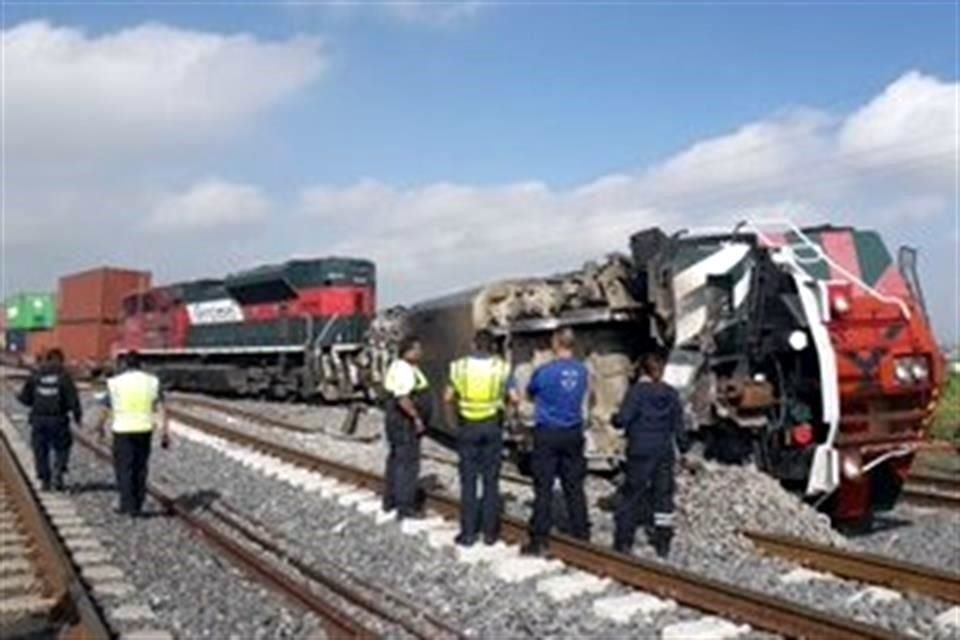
left=95, top=351, right=169, bottom=517
left=612, top=353, right=688, bottom=558
left=445, top=330, right=510, bottom=547
left=520, top=327, right=591, bottom=555
left=382, top=336, right=430, bottom=520
left=17, top=349, right=82, bottom=491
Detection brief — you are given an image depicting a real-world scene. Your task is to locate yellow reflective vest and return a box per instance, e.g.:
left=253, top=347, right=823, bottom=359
left=449, top=355, right=510, bottom=422
left=107, top=371, right=161, bottom=434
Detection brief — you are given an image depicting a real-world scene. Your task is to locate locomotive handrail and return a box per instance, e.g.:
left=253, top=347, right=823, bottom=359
left=741, top=219, right=912, bottom=320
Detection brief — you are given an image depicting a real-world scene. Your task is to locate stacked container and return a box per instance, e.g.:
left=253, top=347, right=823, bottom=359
left=4, top=292, right=56, bottom=361
left=56, top=268, right=152, bottom=365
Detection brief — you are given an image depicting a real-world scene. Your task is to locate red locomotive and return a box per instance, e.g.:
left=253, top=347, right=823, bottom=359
left=115, top=257, right=378, bottom=401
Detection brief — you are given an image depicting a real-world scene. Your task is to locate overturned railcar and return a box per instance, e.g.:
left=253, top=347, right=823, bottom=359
left=394, top=220, right=945, bottom=522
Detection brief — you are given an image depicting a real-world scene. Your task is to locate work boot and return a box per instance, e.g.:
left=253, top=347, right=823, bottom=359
left=613, top=539, right=632, bottom=554
left=52, top=475, right=65, bottom=492
left=482, top=533, right=498, bottom=546
left=40, top=480, right=51, bottom=492
left=651, top=528, right=672, bottom=559
left=455, top=534, right=476, bottom=548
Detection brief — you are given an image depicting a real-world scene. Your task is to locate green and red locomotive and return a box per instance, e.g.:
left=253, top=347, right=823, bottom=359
left=115, top=257, right=378, bottom=401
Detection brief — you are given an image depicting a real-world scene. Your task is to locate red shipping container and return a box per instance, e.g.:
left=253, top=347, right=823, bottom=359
left=58, top=267, right=151, bottom=323
left=26, top=329, right=58, bottom=360
left=56, top=321, right=120, bottom=366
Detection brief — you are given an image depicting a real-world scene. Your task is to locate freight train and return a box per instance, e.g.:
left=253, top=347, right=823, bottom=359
left=392, top=221, right=945, bottom=523
left=6, top=219, right=945, bottom=523
left=114, top=257, right=380, bottom=402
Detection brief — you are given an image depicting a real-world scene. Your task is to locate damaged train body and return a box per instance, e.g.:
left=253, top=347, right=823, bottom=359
left=394, top=221, right=945, bottom=522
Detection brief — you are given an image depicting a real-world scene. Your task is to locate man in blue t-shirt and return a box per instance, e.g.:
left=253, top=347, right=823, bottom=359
left=517, top=327, right=591, bottom=555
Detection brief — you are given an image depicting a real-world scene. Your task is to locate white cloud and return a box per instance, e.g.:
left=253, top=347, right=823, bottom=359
left=296, top=71, right=958, bottom=340
left=3, top=20, right=326, bottom=163
left=145, top=179, right=273, bottom=232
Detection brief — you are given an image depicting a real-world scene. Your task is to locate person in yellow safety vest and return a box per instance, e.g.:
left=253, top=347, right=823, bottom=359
left=95, top=351, right=169, bottom=518
left=444, top=330, right=511, bottom=547
left=382, top=336, right=431, bottom=520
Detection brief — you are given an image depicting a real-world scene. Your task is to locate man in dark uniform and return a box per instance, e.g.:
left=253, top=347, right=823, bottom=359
left=519, top=327, right=591, bottom=555
left=612, top=352, right=689, bottom=558
left=382, top=336, right=430, bottom=520
left=17, top=349, right=83, bottom=491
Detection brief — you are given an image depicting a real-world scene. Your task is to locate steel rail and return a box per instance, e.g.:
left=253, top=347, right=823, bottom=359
left=743, top=529, right=960, bottom=605
left=0, top=429, right=113, bottom=640
left=168, top=406, right=901, bottom=640
left=208, top=498, right=465, bottom=640
left=906, top=471, right=960, bottom=494
left=68, top=430, right=378, bottom=640
left=170, top=396, right=379, bottom=442
left=901, top=486, right=960, bottom=510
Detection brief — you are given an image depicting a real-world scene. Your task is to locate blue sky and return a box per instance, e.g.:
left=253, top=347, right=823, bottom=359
left=2, top=1, right=958, bottom=341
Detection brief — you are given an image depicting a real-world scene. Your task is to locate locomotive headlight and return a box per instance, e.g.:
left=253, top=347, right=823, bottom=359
left=833, top=295, right=850, bottom=314
left=894, top=359, right=913, bottom=384
left=911, top=358, right=930, bottom=382
left=788, top=330, right=809, bottom=352
left=893, top=356, right=931, bottom=385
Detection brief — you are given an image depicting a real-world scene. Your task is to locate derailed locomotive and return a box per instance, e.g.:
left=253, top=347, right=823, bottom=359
left=391, top=221, right=945, bottom=522
left=116, top=257, right=381, bottom=402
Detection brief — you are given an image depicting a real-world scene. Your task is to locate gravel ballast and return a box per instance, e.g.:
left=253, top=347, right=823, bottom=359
left=2, top=394, right=328, bottom=640
left=167, top=399, right=960, bottom=639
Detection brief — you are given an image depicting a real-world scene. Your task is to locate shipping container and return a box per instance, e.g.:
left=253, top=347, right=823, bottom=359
left=58, top=267, right=151, bottom=323
left=5, top=292, right=56, bottom=330
left=56, top=321, right=120, bottom=365
left=4, top=329, right=28, bottom=354
left=26, top=329, right=58, bottom=360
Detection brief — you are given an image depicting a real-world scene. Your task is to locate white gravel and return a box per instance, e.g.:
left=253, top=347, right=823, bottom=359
left=168, top=398, right=960, bottom=639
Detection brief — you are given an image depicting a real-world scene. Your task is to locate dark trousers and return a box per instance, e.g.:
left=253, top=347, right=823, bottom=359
left=113, top=432, right=153, bottom=515
left=457, top=418, right=503, bottom=540
left=529, top=428, right=590, bottom=542
left=614, top=452, right=676, bottom=547
left=30, top=419, right=72, bottom=486
left=383, top=415, right=421, bottom=516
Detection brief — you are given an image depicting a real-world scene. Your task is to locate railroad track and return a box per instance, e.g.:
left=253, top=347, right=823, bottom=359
left=172, top=395, right=539, bottom=487
left=170, top=395, right=378, bottom=442
left=65, top=427, right=462, bottom=640
left=743, top=529, right=960, bottom=605
left=0, top=430, right=111, bottom=639
left=167, top=404, right=902, bottom=640
left=903, top=471, right=960, bottom=510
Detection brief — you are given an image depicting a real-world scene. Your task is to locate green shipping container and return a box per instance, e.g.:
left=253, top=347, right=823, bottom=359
left=5, top=292, right=56, bottom=331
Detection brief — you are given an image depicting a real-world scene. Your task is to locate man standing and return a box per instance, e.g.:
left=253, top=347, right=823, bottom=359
left=96, top=351, right=169, bottom=517
left=520, top=328, right=591, bottom=555
left=18, top=349, right=82, bottom=491
left=445, top=330, right=510, bottom=547
left=382, top=336, right=430, bottom=520
left=612, top=353, right=688, bottom=558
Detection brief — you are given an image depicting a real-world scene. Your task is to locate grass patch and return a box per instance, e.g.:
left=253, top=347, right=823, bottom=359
left=933, top=372, right=960, bottom=443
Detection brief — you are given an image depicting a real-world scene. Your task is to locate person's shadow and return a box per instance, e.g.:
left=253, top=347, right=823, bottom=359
left=67, top=480, right=116, bottom=494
